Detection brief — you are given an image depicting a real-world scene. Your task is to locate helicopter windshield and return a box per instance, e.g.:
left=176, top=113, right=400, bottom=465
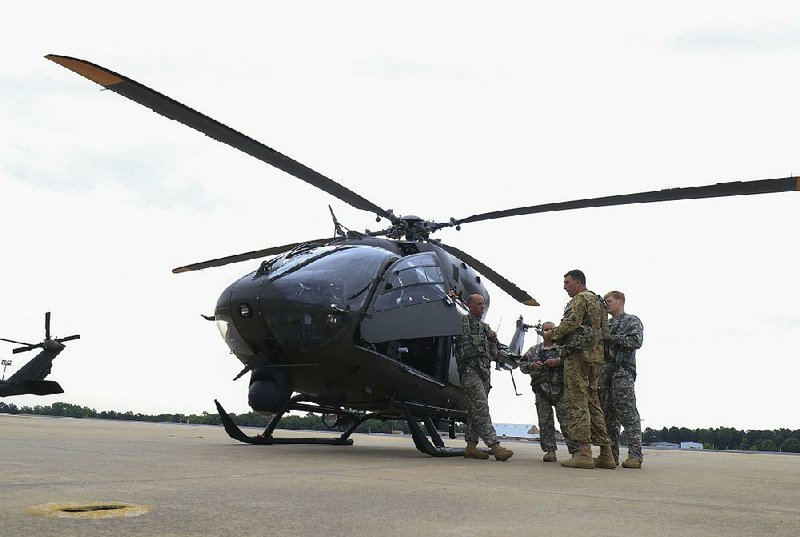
left=270, top=245, right=397, bottom=310
left=267, top=245, right=338, bottom=279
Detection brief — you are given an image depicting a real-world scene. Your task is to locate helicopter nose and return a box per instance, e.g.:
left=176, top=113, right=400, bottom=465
left=215, top=273, right=350, bottom=357
left=260, top=307, right=349, bottom=353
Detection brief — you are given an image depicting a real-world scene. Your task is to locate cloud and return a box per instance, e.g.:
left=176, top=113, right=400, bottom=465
left=3, top=148, right=213, bottom=211
left=675, top=30, right=800, bottom=51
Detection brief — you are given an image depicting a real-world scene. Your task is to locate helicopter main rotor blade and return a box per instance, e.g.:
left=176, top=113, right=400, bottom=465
left=46, top=55, right=397, bottom=222
left=437, top=242, right=539, bottom=306
left=172, top=238, right=333, bottom=273
left=12, top=344, right=42, bottom=355
left=0, top=338, right=35, bottom=346
left=45, top=312, right=51, bottom=340
left=452, top=176, right=800, bottom=226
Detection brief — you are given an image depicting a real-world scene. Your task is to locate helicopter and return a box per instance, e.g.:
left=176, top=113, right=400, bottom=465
left=46, top=55, right=798, bottom=456
left=0, top=312, right=80, bottom=398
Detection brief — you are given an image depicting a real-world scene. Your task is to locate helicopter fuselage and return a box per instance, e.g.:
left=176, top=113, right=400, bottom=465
left=214, top=237, right=490, bottom=420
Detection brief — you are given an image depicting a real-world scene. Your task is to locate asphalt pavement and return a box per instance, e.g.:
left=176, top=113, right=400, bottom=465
left=1, top=414, right=798, bottom=536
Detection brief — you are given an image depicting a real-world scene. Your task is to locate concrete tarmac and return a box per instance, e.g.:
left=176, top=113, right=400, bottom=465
left=1, top=414, right=798, bottom=537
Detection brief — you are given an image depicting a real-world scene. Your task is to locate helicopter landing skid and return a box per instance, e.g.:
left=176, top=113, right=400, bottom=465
left=214, top=399, right=356, bottom=446
left=403, top=406, right=469, bottom=457
left=214, top=399, right=472, bottom=457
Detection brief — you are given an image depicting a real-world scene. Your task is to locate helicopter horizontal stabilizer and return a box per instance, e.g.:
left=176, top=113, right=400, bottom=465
left=0, top=380, right=63, bottom=398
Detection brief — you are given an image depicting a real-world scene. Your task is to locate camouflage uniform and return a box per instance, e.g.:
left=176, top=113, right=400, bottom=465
left=453, top=313, right=500, bottom=447
left=519, top=343, right=578, bottom=454
left=599, top=312, right=644, bottom=463
left=550, top=290, right=611, bottom=446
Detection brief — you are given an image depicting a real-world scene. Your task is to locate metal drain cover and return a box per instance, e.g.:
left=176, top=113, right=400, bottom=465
left=27, top=502, right=152, bottom=519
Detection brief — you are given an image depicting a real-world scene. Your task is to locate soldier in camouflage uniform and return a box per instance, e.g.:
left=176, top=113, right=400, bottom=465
left=452, top=293, right=514, bottom=461
left=599, top=290, right=644, bottom=469
left=519, top=321, right=579, bottom=462
left=548, top=269, right=616, bottom=469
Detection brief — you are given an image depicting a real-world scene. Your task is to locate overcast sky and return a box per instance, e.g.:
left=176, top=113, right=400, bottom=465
left=2, top=1, right=799, bottom=431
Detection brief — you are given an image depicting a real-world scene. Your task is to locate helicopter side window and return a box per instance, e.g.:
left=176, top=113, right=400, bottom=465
left=384, top=266, right=433, bottom=290
left=374, top=256, right=446, bottom=312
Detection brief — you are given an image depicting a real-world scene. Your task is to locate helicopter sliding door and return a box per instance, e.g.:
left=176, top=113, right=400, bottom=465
left=360, top=253, right=462, bottom=382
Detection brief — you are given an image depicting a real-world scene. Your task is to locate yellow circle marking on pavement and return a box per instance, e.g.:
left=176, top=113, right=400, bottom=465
left=27, top=502, right=152, bottom=519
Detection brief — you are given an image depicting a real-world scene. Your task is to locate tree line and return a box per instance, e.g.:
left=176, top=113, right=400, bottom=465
left=642, top=426, right=800, bottom=452
left=2, top=401, right=797, bottom=452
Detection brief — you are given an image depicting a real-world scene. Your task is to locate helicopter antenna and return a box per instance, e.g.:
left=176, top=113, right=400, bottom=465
left=328, top=205, right=346, bottom=238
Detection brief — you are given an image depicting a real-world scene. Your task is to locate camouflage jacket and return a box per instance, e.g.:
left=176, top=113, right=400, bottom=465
left=608, top=312, right=644, bottom=373
left=453, top=313, right=499, bottom=382
left=519, top=343, right=564, bottom=397
left=550, top=289, right=610, bottom=364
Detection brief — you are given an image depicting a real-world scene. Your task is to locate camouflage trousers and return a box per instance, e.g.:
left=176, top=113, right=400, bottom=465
left=460, top=368, right=499, bottom=446
left=534, top=389, right=579, bottom=454
left=599, top=365, right=643, bottom=463
left=563, top=357, right=611, bottom=446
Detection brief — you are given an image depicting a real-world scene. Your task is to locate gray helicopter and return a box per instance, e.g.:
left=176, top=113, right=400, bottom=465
left=0, top=312, right=79, bottom=398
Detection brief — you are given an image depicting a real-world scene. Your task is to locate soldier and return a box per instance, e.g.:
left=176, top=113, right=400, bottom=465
left=452, top=293, right=514, bottom=461
left=547, top=269, right=616, bottom=469
left=519, top=321, right=579, bottom=462
left=599, top=290, right=644, bottom=469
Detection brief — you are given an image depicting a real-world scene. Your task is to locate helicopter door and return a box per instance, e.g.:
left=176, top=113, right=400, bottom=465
left=360, top=253, right=462, bottom=343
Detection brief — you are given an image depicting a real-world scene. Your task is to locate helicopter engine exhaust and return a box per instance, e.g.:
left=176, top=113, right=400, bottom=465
left=248, top=367, right=292, bottom=413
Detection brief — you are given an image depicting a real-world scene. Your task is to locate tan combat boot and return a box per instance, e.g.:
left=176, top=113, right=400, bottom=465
left=560, top=443, right=594, bottom=469
left=594, top=455, right=620, bottom=467
left=490, top=443, right=514, bottom=461
left=622, top=457, right=642, bottom=469
left=594, top=445, right=617, bottom=469
left=464, top=442, right=489, bottom=460
left=542, top=450, right=557, bottom=462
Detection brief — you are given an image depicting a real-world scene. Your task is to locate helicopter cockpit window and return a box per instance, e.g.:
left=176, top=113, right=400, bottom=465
left=271, top=246, right=397, bottom=310
left=375, top=254, right=446, bottom=312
